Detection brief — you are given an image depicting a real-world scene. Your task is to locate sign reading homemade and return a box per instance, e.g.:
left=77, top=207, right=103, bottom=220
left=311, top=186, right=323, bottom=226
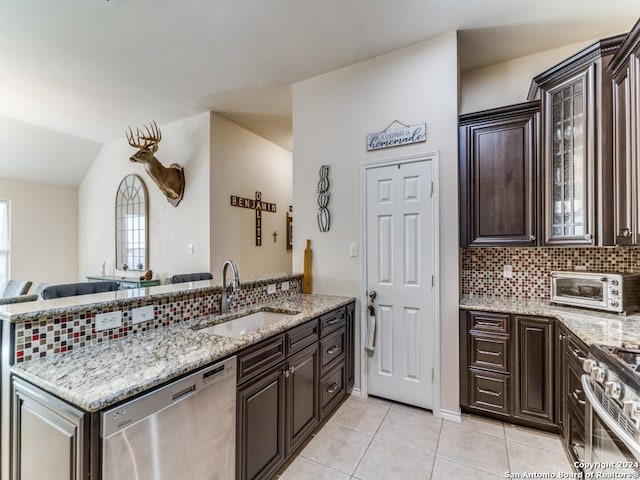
left=366, top=123, right=426, bottom=151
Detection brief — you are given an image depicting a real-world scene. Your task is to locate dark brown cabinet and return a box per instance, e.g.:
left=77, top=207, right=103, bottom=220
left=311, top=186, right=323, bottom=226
left=558, top=323, right=588, bottom=464
left=285, top=343, right=319, bottom=456
left=236, top=303, right=355, bottom=480
left=237, top=364, right=286, bottom=480
left=459, top=101, right=541, bottom=246
left=513, top=315, right=555, bottom=427
left=460, top=311, right=511, bottom=419
left=11, top=377, right=89, bottom=480
left=460, top=310, right=555, bottom=430
left=528, top=35, right=625, bottom=246
left=610, top=19, right=640, bottom=245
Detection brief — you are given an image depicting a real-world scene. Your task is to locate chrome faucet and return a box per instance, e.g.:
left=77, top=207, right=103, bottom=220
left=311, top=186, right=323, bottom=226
left=220, top=260, right=240, bottom=314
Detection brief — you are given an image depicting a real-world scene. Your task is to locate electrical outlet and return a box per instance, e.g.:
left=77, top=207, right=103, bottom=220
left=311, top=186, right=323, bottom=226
left=132, top=305, right=154, bottom=325
left=575, top=265, right=587, bottom=271
left=281, top=281, right=290, bottom=292
left=267, top=284, right=277, bottom=295
left=503, top=265, right=513, bottom=279
left=349, top=242, right=358, bottom=257
left=95, top=311, right=122, bottom=332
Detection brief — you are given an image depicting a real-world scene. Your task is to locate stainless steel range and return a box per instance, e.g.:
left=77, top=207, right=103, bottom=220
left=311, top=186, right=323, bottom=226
left=582, top=344, right=640, bottom=475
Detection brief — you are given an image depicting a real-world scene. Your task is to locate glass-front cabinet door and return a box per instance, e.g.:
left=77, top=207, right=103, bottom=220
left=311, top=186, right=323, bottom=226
left=544, top=67, right=594, bottom=245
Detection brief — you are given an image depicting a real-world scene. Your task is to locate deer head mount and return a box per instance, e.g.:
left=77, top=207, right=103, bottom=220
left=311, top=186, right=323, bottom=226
left=126, top=121, right=185, bottom=207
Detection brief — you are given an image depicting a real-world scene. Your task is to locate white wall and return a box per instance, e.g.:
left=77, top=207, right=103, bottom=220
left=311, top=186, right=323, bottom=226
left=460, top=39, right=597, bottom=113
left=210, top=114, right=292, bottom=277
left=0, top=177, right=78, bottom=287
left=292, top=32, right=459, bottom=413
left=79, top=112, right=210, bottom=282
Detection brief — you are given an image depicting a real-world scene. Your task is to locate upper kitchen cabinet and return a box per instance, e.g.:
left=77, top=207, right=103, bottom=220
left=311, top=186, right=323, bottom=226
left=610, top=19, right=640, bottom=245
left=459, top=101, right=541, bottom=247
left=528, top=34, right=625, bottom=246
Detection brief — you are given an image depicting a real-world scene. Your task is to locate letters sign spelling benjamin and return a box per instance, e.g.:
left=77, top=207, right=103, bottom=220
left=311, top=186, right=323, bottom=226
left=230, top=192, right=277, bottom=246
left=366, top=123, right=426, bottom=151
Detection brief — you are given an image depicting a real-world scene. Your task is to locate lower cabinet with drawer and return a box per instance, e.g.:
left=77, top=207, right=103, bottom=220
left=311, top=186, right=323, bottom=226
left=558, top=323, right=587, bottom=465
left=236, top=303, right=355, bottom=480
left=460, top=310, right=556, bottom=431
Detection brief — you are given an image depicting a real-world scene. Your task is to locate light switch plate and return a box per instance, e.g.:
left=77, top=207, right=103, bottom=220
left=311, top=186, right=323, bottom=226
left=95, top=311, right=122, bottom=332
left=503, top=265, right=513, bottom=279
left=349, top=242, right=358, bottom=257
left=187, top=243, right=194, bottom=255
left=281, top=281, right=290, bottom=292
left=132, top=305, right=154, bottom=325
left=267, top=284, right=277, bottom=295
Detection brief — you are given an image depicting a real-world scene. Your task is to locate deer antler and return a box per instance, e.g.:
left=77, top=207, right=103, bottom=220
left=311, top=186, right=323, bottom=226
left=126, top=121, right=161, bottom=150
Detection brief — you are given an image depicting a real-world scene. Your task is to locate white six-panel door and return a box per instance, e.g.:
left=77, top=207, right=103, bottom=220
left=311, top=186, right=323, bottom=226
left=365, top=159, right=435, bottom=409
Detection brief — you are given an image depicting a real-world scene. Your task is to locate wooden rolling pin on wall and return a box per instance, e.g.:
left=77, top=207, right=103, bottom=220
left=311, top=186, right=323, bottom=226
left=303, top=239, right=312, bottom=294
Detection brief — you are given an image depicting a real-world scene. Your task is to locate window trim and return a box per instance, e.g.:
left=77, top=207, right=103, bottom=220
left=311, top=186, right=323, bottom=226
left=0, top=200, right=10, bottom=287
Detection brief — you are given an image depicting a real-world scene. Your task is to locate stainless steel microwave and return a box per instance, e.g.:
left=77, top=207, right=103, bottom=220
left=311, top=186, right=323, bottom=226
left=550, top=271, right=640, bottom=315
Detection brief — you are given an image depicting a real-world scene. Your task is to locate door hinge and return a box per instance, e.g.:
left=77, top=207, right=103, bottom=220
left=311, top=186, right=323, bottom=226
left=430, top=181, right=434, bottom=197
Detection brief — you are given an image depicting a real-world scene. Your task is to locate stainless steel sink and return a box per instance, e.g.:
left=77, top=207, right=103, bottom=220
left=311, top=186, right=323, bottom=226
left=196, top=309, right=300, bottom=337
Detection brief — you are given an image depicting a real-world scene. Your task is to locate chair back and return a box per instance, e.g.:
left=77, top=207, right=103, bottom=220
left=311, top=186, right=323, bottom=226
left=41, top=281, right=119, bottom=300
left=169, top=272, right=213, bottom=284
left=1, top=280, right=32, bottom=298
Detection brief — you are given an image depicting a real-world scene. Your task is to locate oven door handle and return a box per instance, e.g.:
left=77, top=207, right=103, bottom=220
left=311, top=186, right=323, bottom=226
left=581, top=375, right=640, bottom=458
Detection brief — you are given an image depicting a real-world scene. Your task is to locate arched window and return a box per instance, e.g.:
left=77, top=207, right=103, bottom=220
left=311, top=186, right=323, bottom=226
left=115, top=175, right=148, bottom=271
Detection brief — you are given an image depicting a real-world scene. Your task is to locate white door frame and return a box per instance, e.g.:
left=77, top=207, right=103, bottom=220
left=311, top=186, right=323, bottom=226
left=359, top=152, right=441, bottom=416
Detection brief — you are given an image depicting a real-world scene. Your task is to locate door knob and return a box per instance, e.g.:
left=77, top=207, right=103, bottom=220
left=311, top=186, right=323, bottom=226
left=368, top=290, right=377, bottom=300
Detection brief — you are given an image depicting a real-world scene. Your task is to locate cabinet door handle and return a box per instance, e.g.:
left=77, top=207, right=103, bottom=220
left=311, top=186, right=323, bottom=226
left=289, top=365, right=296, bottom=374
left=572, top=390, right=586, bottom=406
left=571, top=349, right=586, bottom=362
left=327, top=345, right=341, bottom=354
left=477, top=388, right=502, bottom=397
left=327, top=317, right=342, bottom=325
left=476, top=321, right=500, bottom=328
left=477, top=349, right=501, bottom=356
left=559, top=333, right=566, bottom=341
left=284, top=369, right=290, bottom=378
left=327, top=382, right=340, bottom=393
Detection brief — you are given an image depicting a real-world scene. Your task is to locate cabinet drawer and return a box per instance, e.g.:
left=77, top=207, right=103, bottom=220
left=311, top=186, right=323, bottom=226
left=567, top=333, right=588, bottom=370
left=470, top=334, right=509, bottom=373
left=566, top=361, right=586, bottom=416
left=469, top=311, right=509, bottom=335
left=320, top=308, right=346, bottom=337
left=320, top=327, right=345, bottom=373
left=320, top=361, right=346, bottom=418
left=469, top=369, right=509, bottom=416
left=237, top=334, right=286, bottom=385
left=286, top=319, right=319, bottom=356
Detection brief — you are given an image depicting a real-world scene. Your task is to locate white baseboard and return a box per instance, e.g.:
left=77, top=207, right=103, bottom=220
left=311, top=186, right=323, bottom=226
left=350, top=388, right=363, bottom=398
left=439, top=408, right=462, bottom=423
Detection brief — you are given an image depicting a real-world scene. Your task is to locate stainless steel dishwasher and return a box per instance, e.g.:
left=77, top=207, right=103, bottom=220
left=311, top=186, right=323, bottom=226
left=101, top=356, right=236, bottom=480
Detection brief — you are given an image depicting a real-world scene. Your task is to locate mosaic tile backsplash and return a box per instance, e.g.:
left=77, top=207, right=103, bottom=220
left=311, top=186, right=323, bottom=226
left=14, top=276, right=302, bottom=363
left=461, top=247, right=640, bottom=299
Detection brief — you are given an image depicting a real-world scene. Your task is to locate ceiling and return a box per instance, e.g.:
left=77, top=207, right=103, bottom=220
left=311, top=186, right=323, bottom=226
left=1, top=0, right=639, bottom=186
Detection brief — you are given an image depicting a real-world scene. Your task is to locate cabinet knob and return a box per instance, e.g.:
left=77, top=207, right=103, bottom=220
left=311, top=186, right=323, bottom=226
left=529, top=235, right=536, bottom=241
left=584, top=233, right=593, bottom=240
left=622, top=228, right=632, bottom=237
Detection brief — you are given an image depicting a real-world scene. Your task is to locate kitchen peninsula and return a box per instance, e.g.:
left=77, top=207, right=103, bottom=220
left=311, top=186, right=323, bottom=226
left=0, top=273, right=356, bottom=480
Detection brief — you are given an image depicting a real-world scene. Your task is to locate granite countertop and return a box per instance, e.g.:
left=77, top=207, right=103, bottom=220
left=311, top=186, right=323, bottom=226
left=0, top=272, right=301, bottom=323
left=460, top=294, right=640, bottom=347
left=12, top=293, right=353, bottom=412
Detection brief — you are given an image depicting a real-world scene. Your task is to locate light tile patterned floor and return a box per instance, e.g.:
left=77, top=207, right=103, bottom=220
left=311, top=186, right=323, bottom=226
left=277, top=395, right=574, bottom=480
